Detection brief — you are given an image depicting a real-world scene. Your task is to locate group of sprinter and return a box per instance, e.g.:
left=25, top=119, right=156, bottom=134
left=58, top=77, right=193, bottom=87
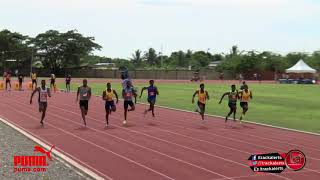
left=28, top=74, right=252, bottom=127
left=29, top=77, right=159, bottom=127
left=192, top=81, right=252, bottom=123
left=2, top=71, right=64, bottom=92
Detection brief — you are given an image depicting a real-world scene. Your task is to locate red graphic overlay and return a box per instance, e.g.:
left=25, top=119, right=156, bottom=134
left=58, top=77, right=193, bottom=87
left=285, top=150, right=306, bottom=171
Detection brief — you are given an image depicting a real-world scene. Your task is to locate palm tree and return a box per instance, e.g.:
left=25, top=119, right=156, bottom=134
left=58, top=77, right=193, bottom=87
left=131, top=49, right=142, bottom=65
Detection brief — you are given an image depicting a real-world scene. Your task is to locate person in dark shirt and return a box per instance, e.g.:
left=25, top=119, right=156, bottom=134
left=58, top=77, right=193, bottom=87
left=240, top=81, right=248, bottom=90
left=18, top=73, right=24, bottom=91
left=65, top=74, right=71, bottom=92
left=4, top=71, right=11, bottom=91
left=219, top=85, right=239, bottom=122
left=140, top=80, right=159, bottom=117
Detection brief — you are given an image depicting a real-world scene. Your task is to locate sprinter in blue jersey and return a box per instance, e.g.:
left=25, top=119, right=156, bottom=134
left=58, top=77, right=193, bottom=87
left=140, top=80, right=159, bottom=117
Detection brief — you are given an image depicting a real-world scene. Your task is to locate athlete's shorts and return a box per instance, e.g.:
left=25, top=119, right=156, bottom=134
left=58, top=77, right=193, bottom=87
left=5, top=79, right=10, bottom=84
left=240, top=102, right=248, bottom=108
left=105, top=100, right=115, bottom=110
left=39, top=102, right=48, bottom=111
left=32, top=79, right=37, bottom=84
left=124, top=100, right=134, bottom=109
left=228, top=102, right=237, bottom=109
left=80, top=100, right=89, bottom=111
left=197, top=101, right=206, bottom=111
left=50, top=79, right=55, bottom=85
left=147, top=97, right=156, bottom=104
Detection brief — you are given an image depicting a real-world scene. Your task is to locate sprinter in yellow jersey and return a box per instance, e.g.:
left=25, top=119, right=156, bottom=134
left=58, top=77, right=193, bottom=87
left=102, top=83, right=119, bottom=127
left=239, top=84, right=252, bottom=122
left=31, top=72, right=37, bottom=90
left=192, top=83, right=210, bottom=121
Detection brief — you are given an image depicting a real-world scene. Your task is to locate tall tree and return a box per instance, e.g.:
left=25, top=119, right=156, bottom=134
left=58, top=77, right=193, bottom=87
left=131, top=49, right=143, bottom=65
left=32, top=30, right=101, bottom=73
left=284, top=52, right=309, bottom=67
left=230, top=45, right=239, bottom=57
left=144, top=48, right=158, bottom=66
left=170, top=51, right=187, bottom=67
left=0, top=29, right=31, bottom=71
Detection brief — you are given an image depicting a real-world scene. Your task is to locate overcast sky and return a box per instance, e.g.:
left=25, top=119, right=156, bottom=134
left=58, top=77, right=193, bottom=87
left=1, top=0, right=319, bottom=58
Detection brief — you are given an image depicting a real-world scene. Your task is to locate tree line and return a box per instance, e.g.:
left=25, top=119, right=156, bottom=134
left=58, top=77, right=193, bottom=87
left=1, top=29, right=319, bottom=75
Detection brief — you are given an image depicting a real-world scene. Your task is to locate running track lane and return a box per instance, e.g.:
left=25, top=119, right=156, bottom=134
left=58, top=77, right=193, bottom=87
left=0, top=91, right=319, bottom=180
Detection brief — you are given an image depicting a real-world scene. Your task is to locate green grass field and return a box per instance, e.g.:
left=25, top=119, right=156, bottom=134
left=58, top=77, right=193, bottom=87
left=59, top=82, right=320, bottom=134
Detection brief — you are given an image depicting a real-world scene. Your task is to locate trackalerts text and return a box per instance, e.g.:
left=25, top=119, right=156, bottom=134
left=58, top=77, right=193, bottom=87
left=248, top=150, right=306, bottom=174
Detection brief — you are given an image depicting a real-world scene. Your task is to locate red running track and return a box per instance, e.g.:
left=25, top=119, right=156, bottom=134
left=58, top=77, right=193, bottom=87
left=0, top=91, right=319, bottom=180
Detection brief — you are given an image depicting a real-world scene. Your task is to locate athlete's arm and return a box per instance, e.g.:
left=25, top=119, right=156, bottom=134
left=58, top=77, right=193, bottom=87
left=250, top=91, right=253, bottom=99
left=122, top=89, right=125, bottom=99
left=48, top=88, right=51, bottom=98
left=206, top=91, right=210, bottom=100
left=30, top=88, right=39, bottom=104
left=239, top=91, right=242, bottom=99
left=156, top=86, right=159, bottom=95
left=219, top=92, right=228, bottom=104
left=113, top=90, right=119, bottom=103
left=236, top=90, right=240, bottom=99
left=76, top=87, right=80, bottom=102
left=192, top=90, right=199, bottom=104
left=88, top=87, right=92, bottom=100
left=102, top=91, right=106, bottom=100
left=133, top=90, right=137, bottom=104
left=139, top=87, right=147, bottom=98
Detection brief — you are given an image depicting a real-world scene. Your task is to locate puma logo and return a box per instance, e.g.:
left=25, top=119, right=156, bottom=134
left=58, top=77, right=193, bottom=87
left=34, top=145, right=55, bottom=161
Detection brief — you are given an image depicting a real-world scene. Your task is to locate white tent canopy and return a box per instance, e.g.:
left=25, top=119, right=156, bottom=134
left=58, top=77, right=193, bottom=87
left=286, top=59, right=317, bottom=73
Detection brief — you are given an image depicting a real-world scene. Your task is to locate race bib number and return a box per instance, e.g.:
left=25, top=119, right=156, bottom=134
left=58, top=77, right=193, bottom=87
left=126, top=92, right=132, bottom=97
left=149, top=92, right=155, bottom=96
left=40, top=93, right=47, bottom=102
left=83, top=93, right=87, bottom=97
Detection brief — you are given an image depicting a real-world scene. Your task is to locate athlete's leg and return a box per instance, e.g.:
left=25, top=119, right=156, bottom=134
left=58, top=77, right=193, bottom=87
left=80, top=106, right=87, bottom=126
left=151, top=102, right=155, bottom=117
left=197, top=102, right=205, bottom=120
left=111, top=104, right=116, bottom=112
left=240, top=103, right=248, bottom=121
left=225, top=103, right=233, bottom=122
left=106, top=108, right=110, bottom=125
left=41, top=106, right=47, bottom=124
left=226, top=109, right=233, bottom=121
left=128, top=102, right=135, bottom=111
left=123, top=101, right=128, bottom=124
left=233, top=106, right=237, bottom=120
